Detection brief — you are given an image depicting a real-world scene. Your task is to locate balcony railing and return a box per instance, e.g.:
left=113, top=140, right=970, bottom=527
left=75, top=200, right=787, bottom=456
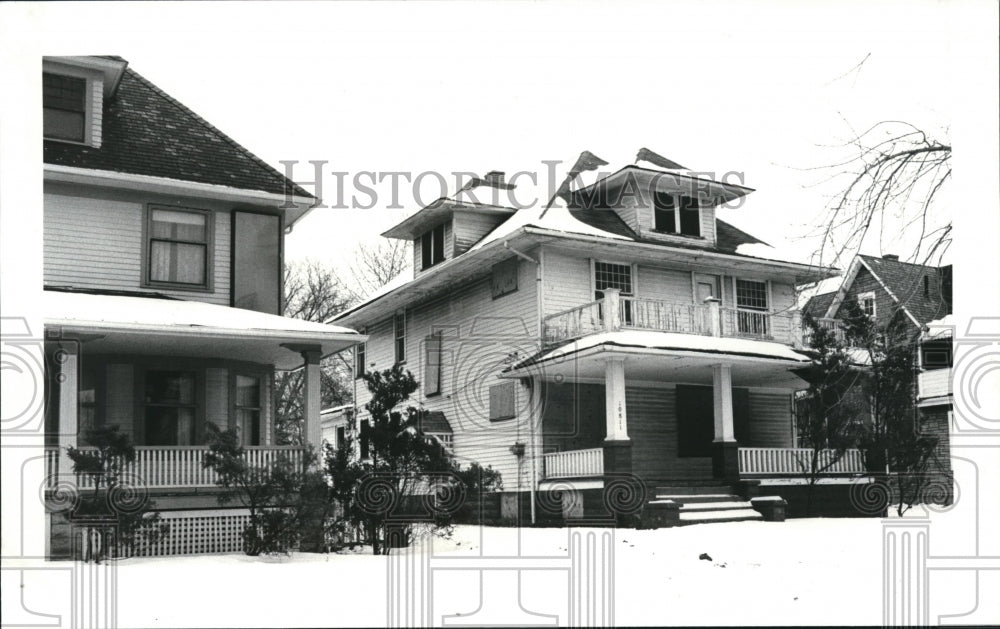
left=46, top=445, right=305, bottom=490
left=917, top=367, right=952, bottom=399
left=738, top=447, right=866, bottom=476
left=543, top=448, right=605, bottom=479
left=542, top=290, right=802, bottom=347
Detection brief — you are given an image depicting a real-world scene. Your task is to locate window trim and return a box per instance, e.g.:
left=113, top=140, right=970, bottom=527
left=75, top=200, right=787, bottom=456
left=393, top=311, right=407, bottom=365
left=734, top=277, right=770, bottom=312
left=141, top=204, right=214, bottom=292
left=592, top=259, right=636, bottom=298
left=420, top=223, right=447, bottom=270
left=42, top=69, right=94, bottom=146
left=355, top=327, right=368, bottom=379
left=857, top=290, right=877, bottom=318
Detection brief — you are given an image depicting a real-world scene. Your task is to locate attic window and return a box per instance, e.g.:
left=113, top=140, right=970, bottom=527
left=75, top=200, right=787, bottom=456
left=420, top=224, right=446, bottom=270
left=653, top=192, right=701, bottom=237
left=858, top=291, right=876, bottom=318
left=43, top=72, right=87, bottom=142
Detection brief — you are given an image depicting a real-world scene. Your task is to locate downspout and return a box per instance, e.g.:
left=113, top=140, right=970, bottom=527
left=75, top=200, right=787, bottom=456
left=504, top=240, right=541, bottom=525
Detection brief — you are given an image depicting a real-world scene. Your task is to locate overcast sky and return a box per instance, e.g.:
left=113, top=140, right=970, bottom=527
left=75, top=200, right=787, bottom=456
left=3, top=1, right=997, bottom=291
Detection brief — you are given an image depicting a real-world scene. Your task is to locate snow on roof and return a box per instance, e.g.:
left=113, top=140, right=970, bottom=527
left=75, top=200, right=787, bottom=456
left=517, top=330, right=811, bottom=368
left=469, top=199, right=632, bottom=254
left=922, top=314, right=955, bottom=339
left=44, top=289, right=360, bottom=338
left=321, top=404, right=353, bottom=416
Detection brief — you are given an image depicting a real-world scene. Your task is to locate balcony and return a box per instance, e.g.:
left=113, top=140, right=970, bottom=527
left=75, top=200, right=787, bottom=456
left=45, top=445, right=305, bottom=490
left=542, top=291, right=803, bottom=348
left=917, top=367, right=952, bottom=400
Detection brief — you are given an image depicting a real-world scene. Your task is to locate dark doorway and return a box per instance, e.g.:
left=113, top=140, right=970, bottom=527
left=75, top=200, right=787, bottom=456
left=676, top=385, right=713, bottom=457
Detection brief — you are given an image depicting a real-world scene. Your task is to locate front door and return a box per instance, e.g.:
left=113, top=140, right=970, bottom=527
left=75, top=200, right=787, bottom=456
left=676, top=385, right=714, bottom=457
left=694, top=273, right=721, bottom=304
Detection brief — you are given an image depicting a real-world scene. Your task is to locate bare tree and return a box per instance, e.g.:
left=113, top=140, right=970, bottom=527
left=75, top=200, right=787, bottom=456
left=809, top=120, right=951, bottom=270
left=346, top=240, right=411, bottom=301
left=275, top=260, right=354, bottom=444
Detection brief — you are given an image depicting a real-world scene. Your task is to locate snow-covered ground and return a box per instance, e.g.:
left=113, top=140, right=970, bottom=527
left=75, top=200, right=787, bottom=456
left=28, top=511, right=999, bottom=627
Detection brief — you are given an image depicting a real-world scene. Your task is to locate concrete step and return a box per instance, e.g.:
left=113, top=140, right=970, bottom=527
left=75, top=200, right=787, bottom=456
left=677, top=508, right=764, bottom=524
left=655, top=493, right=741, bottom=504
left=679, top=501, right=756, bottom=512
left=654, top=485, right=734, bottom=496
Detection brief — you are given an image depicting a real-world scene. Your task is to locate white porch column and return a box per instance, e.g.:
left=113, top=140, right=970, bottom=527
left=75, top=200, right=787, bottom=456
left=56, top=343, right=79, bottom=480
left=300, top=348, right=322, bottom=450
left=604, top=357, right=629, bottom=440
left=712, top=363, right=735, bottom=442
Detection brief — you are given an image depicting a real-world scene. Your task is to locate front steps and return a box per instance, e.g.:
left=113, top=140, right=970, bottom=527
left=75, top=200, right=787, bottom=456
left=654, top=489, right=763, bottom=525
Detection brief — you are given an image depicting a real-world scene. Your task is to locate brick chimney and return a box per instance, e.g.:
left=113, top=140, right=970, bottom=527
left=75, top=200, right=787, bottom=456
left=882, top=254, right=899, bottom=261
left=483, top=170, right=506, bottom=187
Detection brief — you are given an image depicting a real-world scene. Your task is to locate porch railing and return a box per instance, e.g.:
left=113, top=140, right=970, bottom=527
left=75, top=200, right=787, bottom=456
left=542, top=292, right=802, bottom=347
left=738, top=447, right=866, bottom=476
left=47, top=446, right=305, bottom=490
left=543, top=447, right=605, bottom=479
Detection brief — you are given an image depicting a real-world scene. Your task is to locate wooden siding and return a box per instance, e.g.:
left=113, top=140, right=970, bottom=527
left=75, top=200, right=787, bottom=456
left=636, top=266, right=693, bottom=304
left=541, top=248, right=593, bottom=317
left=44, top=190, right=231, bottom=305
left=354, top=257, right=539, bottom=489
left=453, top=211, right=504, bottom=256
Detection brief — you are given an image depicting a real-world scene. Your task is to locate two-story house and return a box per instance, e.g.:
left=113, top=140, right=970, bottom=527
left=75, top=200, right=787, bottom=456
left=803, top=254, right=954, bottom=501
left=42, top=56, right=364, bottom=558
left=328, top=157, right=863, bottom=526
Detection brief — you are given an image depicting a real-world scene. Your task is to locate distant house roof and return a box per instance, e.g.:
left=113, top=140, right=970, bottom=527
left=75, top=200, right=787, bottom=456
left=44, top=60, right=312, bottom=199
left=821, top=254, right=952, bottom=328
left=803, top=291, right=837, bottom=320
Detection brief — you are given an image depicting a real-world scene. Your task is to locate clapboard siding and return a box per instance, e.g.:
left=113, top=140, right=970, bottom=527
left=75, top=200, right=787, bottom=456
left=542, top=248, right=593, bottom=317
left=453, top=211, right=504, bottom=256
left=746, top=391, right=794, bottom=447
left=44, top=192, right=231, bottom=305
left=354, top=257, right=539, bottom=489
left=626, top=385, right=714, bottom=480
left=636, top=266, right=693, bottom=303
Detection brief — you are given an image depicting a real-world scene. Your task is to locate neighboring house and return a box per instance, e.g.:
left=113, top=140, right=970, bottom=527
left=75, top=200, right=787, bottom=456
left=802, top=254, right=954, bottom=500
left=42, top=56, right=364, bottom=557
left=328, top=159, right=863, bottom=526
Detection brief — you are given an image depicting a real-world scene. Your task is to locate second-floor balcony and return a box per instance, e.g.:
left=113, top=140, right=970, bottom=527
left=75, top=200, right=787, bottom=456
left=542, top=290, right=803, bottom=348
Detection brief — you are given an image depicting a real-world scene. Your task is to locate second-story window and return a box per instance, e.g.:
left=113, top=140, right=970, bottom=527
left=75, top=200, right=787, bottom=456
left=653, top=192, right=701, bottom=237
left=43, top=72, right=87, bottom=142
left=394, top=312, right=406, bottom=364
left=420, top=224, right=446, bottom=269
left=735, top=278, right=769, bottom=336
left=595, top=261, right=634, bottom=324
left=147, top=207, right=209, bottom=288
left=355, top=328, right=367, bottom=378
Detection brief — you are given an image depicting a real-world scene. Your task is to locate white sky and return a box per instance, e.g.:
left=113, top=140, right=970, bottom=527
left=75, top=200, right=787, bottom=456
left=1, top=1, right=997, bottom=291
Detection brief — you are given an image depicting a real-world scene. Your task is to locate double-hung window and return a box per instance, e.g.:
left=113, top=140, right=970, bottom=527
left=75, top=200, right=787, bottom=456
left=143, top=370, right=197, bottom=446
left=735, top=279, right=769, bottom=336
left=147, top=207, right=210, bottom=288
left=394, top=313, right=406, bottom=364
left=355, top=328, right=367, bottom=378
left=858, top=291, right=876, bottom=318
left=420, top=224, right=446, bottom=269
left=594, top=261, right=634, bottom=324
left=235, top=374, right=262, bottom=446
left=43, top=72, right=87, bottom=142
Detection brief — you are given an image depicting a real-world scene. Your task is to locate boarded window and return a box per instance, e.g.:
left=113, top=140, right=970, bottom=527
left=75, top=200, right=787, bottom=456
left=491, top=258, right=518, bottom=299
left=43, top=72, right=86, bottom=142
left=489, top=381, right=515, bottom=421
left=424, top=332, right=442, bottom=396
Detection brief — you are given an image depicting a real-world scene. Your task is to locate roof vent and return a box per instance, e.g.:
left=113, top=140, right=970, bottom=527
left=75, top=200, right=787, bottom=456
left=483, top=171, right=506, bottom=187
left=882, top=254, right=900, bottom=261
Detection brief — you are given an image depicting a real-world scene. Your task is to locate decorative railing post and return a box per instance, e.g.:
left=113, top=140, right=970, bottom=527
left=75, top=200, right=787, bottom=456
left=602, top=288, right=621, bottom=332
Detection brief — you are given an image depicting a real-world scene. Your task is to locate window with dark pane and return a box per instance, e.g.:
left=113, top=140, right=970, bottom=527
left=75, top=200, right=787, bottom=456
left=235, top=375, right=262, bottom=446
left=148, top=208, right=208, bottom=286
left=420, top=223, right=446, bottom=269
left=678, top=196, right=701, bottom=236
left=394, top=312, right=406, bottom=363
left=144, top=370, right=196, bottom=446
left=653, top=192, right=677, bottom=233
left=355, top=330, right=367, bottom=378
left=360, top=420, right=371, bottom=459
left=595, top=261, right=634, bottom=324
left=43, top=72, right=86, bottom=142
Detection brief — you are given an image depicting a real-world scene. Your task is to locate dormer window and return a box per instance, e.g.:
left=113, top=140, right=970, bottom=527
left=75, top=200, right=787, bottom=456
left=420, top=223, right=446, bottom=270
left=653, top=192, right=701, bottom=237
left=43, top=72, right=87, bottom=143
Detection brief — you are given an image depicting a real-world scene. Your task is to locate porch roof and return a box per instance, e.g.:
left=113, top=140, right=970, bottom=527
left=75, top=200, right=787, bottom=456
left=504, top=330, right=812, bottom=389
left=43, top=289, right=364, bottom=370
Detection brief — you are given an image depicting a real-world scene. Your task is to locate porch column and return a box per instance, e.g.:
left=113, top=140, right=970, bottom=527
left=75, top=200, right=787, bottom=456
left=711, top=363, right=739, bottom=481
left=300, top=348, right=323, bottom=451
left=603, top=357, right=631, bottom=475
left=56, top=343, right=78, bottom=481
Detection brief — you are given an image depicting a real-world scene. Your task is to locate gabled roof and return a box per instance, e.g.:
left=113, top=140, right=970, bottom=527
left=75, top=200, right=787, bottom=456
left=824, top=255, right=951, bottom=327
left=803, top=291, right=837, bottom=320
left=44, top=60, right=312, bottom=199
